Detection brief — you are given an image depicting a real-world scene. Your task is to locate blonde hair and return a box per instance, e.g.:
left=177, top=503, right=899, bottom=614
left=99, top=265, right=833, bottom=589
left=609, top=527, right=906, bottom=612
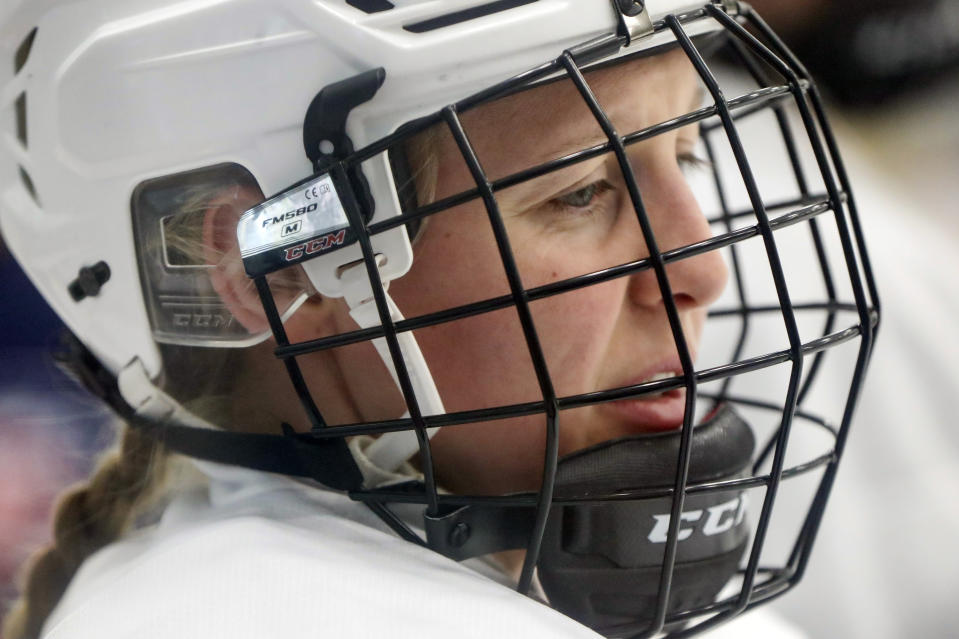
left=2, top=180, right=235, bottom=639
left=3, top=426, right=169, bottom=639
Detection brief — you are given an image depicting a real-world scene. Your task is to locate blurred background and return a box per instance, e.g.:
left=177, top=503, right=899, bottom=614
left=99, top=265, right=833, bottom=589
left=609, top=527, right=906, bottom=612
left=744, top=1, right=959, bottom=637
left=726, top=0, right=959, bottom=636
left=0, top=243, right=116, bottom=627
left=1, top=0, right=957, bottom=636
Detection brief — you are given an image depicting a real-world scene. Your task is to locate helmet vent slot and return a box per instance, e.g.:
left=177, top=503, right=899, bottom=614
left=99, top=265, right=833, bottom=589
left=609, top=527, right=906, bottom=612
left=15, top=92, right=26, bottom=146
left=12, top=28, right=37, bottom=204
left=346, top=0, right=394, bottom=13
left=13, top=27, right=37, bottom=74
left=403, top=0, right=538, bottom=33
left=18, top=166, right=39, bottom=205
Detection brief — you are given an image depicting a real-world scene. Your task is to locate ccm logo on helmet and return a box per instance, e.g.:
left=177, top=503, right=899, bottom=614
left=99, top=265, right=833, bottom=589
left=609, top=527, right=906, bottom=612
left=647, top=493, right=749, bottom=543
left=283, top=229, right=348, bottom=261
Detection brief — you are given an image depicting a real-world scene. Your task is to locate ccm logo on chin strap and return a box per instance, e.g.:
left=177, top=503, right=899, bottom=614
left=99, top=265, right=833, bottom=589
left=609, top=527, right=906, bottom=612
left=284, top=229, right=348, bottom=261
left=647, top=493, right=749, bottom=543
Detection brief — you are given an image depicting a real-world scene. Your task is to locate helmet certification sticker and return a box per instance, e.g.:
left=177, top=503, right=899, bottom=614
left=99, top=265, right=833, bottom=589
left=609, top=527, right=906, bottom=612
left=237, top=173, right=354, bottom=277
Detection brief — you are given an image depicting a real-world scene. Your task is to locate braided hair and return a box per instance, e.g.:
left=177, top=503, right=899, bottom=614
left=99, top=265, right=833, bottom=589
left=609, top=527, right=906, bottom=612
left=3, top=424, right=168, bottom=639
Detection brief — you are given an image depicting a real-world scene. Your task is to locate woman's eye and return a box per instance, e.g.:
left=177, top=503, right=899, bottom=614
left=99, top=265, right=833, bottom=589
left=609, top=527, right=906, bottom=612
left=678, top=151, right=711, bottom=174
left=551, top=180, right=614, bottom=210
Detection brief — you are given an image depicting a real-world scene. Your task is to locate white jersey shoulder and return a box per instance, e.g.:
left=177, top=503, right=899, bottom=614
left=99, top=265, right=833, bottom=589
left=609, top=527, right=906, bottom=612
left=42, top=461, right=804, bottom=639
left=42, top=462, right=602, bottom=639
left=698, top=608, right=808, bottom=639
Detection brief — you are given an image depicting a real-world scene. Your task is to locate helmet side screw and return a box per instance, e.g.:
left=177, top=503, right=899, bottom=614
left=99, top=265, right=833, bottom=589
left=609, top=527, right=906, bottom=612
left=68, top=261, right=111, bottom=302
left=449, top=522, right=471, bottom=548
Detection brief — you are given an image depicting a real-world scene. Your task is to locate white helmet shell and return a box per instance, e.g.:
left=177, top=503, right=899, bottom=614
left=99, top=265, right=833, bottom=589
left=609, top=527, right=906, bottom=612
left=0, top=0, right=718, bottom=377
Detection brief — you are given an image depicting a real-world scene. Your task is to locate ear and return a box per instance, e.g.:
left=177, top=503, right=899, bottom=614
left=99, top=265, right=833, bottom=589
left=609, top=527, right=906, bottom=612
left=202, top=187, right=339, bottom=342
left=202, top=189, right=271, bottom=334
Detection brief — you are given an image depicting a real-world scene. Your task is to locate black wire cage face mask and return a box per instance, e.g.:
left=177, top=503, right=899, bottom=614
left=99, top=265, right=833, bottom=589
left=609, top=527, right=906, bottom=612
left=231, top=3, right=879, bottom=637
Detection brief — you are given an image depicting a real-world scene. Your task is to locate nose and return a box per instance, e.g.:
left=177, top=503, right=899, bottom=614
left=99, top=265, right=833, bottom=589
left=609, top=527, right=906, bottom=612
left=625, top=163, right=728, bottom=311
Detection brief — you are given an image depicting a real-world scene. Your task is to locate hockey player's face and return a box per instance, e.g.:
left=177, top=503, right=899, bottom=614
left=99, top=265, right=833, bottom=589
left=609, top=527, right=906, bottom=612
left=384, top=49, right=729, bottom=494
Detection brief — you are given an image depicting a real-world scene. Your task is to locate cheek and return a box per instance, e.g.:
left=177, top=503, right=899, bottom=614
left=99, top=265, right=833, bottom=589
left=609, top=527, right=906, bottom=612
left=430, top=415, right=550, bottom=494
left=389, top=210, right=630, bottom=493
left=391, top=208, right=538, bottom=410
left=513, top=221, right=630, bottom=396
left=528, top=280, right=624, bottom=395
left=414, top=283, right=623, bottom=412
left=422, top=284, right=625, bottom=495
left=396, top=220, right=626, bottom=411
left=419, top=309, right=540, bottom=409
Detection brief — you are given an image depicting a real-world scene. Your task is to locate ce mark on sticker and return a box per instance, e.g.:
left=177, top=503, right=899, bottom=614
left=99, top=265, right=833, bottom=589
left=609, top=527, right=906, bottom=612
left=304, top=183, right=332, bottom=200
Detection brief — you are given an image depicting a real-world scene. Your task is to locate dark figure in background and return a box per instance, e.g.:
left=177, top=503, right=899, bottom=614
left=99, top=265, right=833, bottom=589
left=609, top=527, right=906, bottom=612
left=750, top=0, right=959, bottom=106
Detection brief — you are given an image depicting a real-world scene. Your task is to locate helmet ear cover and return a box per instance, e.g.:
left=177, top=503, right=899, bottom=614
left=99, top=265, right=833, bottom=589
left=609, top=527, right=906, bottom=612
left=131, top=163, right=311, bottom=348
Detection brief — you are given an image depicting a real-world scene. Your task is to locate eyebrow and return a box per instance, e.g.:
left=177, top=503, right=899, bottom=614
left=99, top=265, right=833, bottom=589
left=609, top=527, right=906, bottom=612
left=529, top=83, right=708, bottom=169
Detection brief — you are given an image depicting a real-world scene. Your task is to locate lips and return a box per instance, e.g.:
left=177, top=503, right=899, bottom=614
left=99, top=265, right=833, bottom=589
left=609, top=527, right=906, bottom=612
left=605, top=387, right=688, bottom=432
left=602, top=366, right=692, bottom=433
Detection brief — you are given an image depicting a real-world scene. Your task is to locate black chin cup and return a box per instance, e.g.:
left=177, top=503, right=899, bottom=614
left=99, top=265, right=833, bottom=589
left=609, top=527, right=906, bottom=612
left=424, top=405, right=755, bottom=636
left=538, top=405, right=755, bottom=635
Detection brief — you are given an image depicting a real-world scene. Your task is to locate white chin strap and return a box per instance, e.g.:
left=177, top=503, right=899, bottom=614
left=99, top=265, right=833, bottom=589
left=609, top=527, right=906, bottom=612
left=339, top=262, right=445, bottom=474
left=117, top=358, right=220, bottom=431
